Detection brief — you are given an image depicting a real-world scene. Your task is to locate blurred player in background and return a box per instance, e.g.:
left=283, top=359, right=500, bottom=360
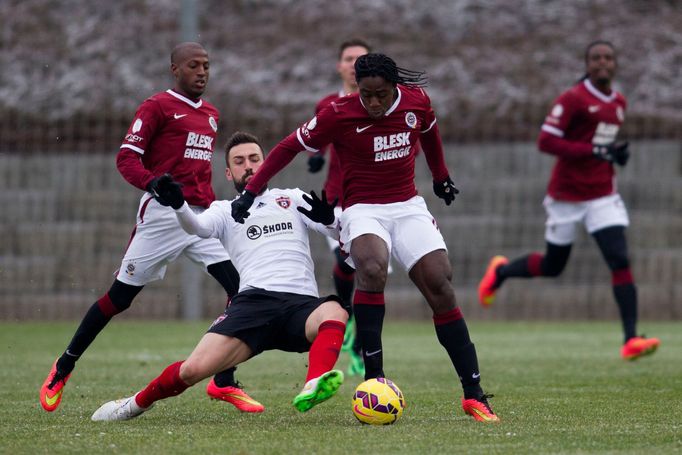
left=478, top=40, right=660, bottom=360
left=231, top=53, right=499, bottom=422
left=40, top=43, right=263, bottom=414
left=91, top=132, right=347, bottom=421
left=307, top=38, right=370, bottom=377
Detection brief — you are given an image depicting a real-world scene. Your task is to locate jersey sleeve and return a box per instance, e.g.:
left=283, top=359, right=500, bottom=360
left=244, top=107, right=338, bottom=194
left=120, top=98, right=164, bottom=155
left=116, top=98, right=165, bottom=191
left=417, top=89, right=449, bottom=182
left=537, top=90, right=593, bottom=159
left=174, top=201, right=226, bottom=239
left=540, top=91, right=578, bottom=139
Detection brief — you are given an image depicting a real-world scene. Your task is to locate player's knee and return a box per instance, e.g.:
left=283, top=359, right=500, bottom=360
left=178, top=360, right=204, bottom=386
left=605, top=251, right=629, bottom=271
left=356, top=260, right=388, bottom=288
left=319, top=301, right=349, bottom=324
left=107, top=280, right=142, bottom=314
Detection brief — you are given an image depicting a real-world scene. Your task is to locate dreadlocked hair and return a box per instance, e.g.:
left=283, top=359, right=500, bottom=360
left=355, top=53, right=427, bottom=87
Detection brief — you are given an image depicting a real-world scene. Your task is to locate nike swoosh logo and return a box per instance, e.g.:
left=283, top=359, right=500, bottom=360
left=44, top=389, right=62, bottom=407
left=588, top=105, right=600, bottom=113
left=365, top=349, right=382, bottom=357
left=174, top=113, right=188, bottom=119
left=472, top=372, right=481, bottom=379
left=356, top=125, right=373, bottom=133
left=222, top=393, right=261, bottom=406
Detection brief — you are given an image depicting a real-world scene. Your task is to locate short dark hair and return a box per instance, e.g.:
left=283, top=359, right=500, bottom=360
left=338, top=38, right=371, bottom=59
left=355, top=53, right=427, bottom=87
left=224, top=131, right=263, bottom=165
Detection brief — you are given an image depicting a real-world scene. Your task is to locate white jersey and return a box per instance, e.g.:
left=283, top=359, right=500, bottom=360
left=175, top=188, right=338, bottom=296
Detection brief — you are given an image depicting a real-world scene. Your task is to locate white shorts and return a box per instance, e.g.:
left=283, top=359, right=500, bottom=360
left=543, top=193, right=630, bottom=245
left=339, top=196, right=447, bottom=272
left=116, top=195, right=230, bottom=286
left=325, top=207, right=344, bottom=252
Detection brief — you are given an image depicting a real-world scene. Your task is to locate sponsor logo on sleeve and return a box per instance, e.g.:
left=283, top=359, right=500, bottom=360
left=132, top=118, right=143, bottom=133
left=551, top=104, right=563, bottom=118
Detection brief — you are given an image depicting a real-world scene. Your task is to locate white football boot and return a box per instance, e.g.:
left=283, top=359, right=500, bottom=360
left=91, top=393, right=151, bottom=421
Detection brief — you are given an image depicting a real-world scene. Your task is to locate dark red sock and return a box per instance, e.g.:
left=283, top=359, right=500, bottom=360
left=135, top=361, right=190, bottom=408
left=306, top=320, right=346, bottom=382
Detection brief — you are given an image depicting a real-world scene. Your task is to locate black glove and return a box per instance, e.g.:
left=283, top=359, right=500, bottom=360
left=307, top=155, right=325, bottom=173
left=433, top=176, right=459, bottom=206
left=147, top=173, right=180, bottom=207
left=155, top=174, right=185, bottom=209
left=592, top=141, right=629, bottom=166
left=297, top=190, right=338, bottom=225
left=231, top=190, right=256, bottom=224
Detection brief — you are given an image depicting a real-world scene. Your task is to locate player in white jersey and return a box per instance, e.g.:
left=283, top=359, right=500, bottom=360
left=91, top=132, right=348, bottom=421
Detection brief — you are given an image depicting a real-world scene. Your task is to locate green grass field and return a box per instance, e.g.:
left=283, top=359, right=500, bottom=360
left=2, top=321, right=681, bottom=454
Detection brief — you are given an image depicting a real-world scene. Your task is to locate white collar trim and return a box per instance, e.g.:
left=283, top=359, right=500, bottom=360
left=384, top=87, right=402, bottom=116
left=166, top=89, right=203, bottom=109
left=583, top=79, right=616, bottom=103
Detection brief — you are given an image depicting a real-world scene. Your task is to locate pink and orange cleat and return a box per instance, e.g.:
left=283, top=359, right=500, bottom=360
left=478, top=255, right=509, bottom=307
left=40, top=360, right=71, bottom=412
left=206, top=379, right=265, bottom=413
left=621, top=336, right=660, bottom=361
left=462, top=395, right=499, bottom=423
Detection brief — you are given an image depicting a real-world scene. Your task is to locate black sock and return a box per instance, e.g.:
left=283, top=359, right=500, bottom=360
left=434, top=312, right=483, bottom=399
left=496, top=255, right=533, bottom=286
left=213, top=367, right=238, bottom=388
left=353, top=291, right=385, bottom=380
left=333, top=270, right=355, bottom=315
left=57, top=301, right=113, bottom=377
left=614, top=283, right=637, bottom=342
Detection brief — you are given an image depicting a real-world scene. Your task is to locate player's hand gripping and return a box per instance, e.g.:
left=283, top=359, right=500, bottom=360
left=231, top=190, right=256, bottom=224
left=592, top=141, right=630, bottom=166
left=307, top=154, right=325, bottom=173
left=147, top=173, right=184, bottom=209
left=433, top=176, right=460, bottom=206
left=297, top=190, right=338, bottom=225
left=155, top=174, right=185, bottom=209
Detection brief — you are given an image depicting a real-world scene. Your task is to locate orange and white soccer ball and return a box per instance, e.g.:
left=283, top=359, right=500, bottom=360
left=352, top=378, right=405, bottom=425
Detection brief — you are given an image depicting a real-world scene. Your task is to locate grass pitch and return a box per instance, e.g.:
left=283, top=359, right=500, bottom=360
left=2, top=321, right=681, bottom=454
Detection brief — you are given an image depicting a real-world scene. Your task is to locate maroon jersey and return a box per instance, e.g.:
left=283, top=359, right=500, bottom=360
left=314, top=91, right=345, bottom=203
left=118, top=89, right=220, bottom=207
left=246, top=85, right=449, bottom=209
left=539, top=79, right=627, bottom=201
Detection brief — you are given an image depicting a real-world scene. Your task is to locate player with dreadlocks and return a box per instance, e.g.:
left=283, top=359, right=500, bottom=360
left=478, top=41, right=660, bottom=361
left=231, top=53, right=499, bottom=422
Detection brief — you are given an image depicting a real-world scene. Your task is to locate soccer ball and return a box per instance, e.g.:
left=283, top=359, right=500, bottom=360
left=352, top=378, right=405, bottom=425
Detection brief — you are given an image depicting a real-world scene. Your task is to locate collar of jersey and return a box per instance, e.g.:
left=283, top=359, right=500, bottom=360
left=583, top=79, right=616, bottom=104
left=166, top=89, right=203, bottom=109
left=359, top=86, right=402, bottom=117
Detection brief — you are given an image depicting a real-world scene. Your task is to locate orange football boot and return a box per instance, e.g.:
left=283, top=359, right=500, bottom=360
left=621, top=336, right=660, bottom=361
left=478, top=255, right=509, bottom=307
left=206, top=379, right=265, bottom=413
left=462, top=395, right=499, bottom=423
left=40, top=360, right=72, bottom=412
